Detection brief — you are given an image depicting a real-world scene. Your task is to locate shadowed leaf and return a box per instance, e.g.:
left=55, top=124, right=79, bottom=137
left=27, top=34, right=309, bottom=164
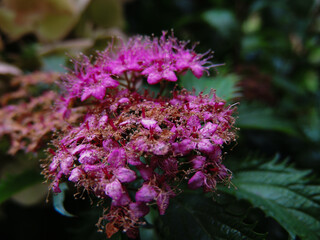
left=220, top=156, right=320, bottom=240
left=53, top=182, right=75, bottom=217
left=0, top=169, right=44, bottom=204
left=157, top=193, right=266, bottom=240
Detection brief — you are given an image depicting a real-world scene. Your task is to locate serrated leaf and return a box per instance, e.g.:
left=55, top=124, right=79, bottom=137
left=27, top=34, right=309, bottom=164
left=0, top=169, right=44, bottom=204
left=53, top=182, right=75, bottom=217
left=157, top=193, right=266, bottom=240
left=220, top=156, right=320, bottom=240
left=180, top=71, right=241, bottom=102
left=237, top=103, right=298, bottom=136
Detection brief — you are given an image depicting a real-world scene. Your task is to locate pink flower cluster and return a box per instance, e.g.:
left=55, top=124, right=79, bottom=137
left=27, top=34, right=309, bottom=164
left=62, top=31, right=212, bottom=104
left=0, top=72, right=84, bottom=155
left=43, top=32, right=236, bottom=238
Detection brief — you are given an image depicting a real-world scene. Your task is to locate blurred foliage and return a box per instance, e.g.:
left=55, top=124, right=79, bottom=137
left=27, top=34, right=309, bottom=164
left=0, top=0, right=90, bottom=42
left=0, top=169, right=43, bottom=204
left=1, top=0, right=320, bottom=239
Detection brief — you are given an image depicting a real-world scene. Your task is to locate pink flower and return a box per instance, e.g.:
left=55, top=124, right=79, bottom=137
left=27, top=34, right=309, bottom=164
left=107, top=148, right=126, bottom=167
left=141, top=118, right=162, bottom=132
left=71, top=144, right=89, bottom=155
left=43, top=45, right=237, bottom=238
left=105, top=179, right=130, bottom=205
left=68, top=168, right=83, bottom=182
left=153, top=142, right=169, bottom=155
left=114, top=167, right=136, bottom=183
left=188, top=171, right=205, bottom=189
left=191, top=156, right=206, bottom=169
left=156, top=183, right=175, bottom=215
left=137, top=165, right=154, bottom=180
left=141, top=61, right=177, bottom=84
left=60, top=156, right=73, bottom=175
left=78, top=149, right=98, bottom=164
left=135, top=184, right=158, bottom=202
left=129, top=202, right=150, bottom=218
left=60, top=31, right=213, bottom=104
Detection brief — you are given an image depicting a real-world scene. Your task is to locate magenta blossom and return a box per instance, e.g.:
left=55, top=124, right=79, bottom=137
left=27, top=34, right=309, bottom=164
left=44, top=87, right=236, bottom=239
left=42, top=32, right=237, bottom=239
left=60, top=32, right=213, bottom=107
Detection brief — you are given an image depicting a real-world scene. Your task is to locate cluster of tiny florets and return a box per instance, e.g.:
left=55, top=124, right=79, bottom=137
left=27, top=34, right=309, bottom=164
left=40, top=32, right=237, bottom=239
left=61, top=31, right=212, bottom=105
left=0, top=72, right=84, bottom=154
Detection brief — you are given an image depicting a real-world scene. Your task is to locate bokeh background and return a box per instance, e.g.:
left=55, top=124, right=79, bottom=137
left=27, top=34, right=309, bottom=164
left=0, top=0, right=319, bottom=239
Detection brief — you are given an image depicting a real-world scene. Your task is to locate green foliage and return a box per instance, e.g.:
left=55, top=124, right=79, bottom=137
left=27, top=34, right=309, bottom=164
left=301, top=107, right=320, bottom=143
left=0, top=169, right=44, bottom=204
left=202, top=9, right=239, bottom=38
left=221, top=156, right=320, bottom=240
left=180, top=71, right=241, bottom=102
left=237, top=103, right=299, bottom=136
left=0, top=0, right=90, bottom=42
left=156, top=193, right=266, bottom=240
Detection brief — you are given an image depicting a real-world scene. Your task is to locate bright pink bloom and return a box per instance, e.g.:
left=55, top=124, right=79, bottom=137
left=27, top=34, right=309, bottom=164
left=42, top=31, right=236, bottom=238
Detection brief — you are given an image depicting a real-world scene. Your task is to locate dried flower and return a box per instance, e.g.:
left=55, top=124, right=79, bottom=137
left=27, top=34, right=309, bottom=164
left=0, top=72, right=85, bottom=154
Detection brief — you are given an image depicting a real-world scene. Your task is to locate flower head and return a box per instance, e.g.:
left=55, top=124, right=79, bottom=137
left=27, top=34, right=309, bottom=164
left=40, top=32, right=237, bottom=239
left=43, top=87, right=236, bottom=238
left=61, top=32, right=213, bottom=107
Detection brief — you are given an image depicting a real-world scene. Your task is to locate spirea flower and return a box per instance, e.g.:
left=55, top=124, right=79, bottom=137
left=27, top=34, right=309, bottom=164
left=40, top=32, right=237, bottom=239
left=0, top=72, right=84, bottom=154
left=61, top=31, right=213, bottom=104
left=43, top=89, right=236, bottom=238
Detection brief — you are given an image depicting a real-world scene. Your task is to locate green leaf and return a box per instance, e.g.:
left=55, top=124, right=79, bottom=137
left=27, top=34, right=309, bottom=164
left=242, top=13, right=261, bottom=34
left=308, top=47, right=320, bottom=65
left=53, top=182, right=75, bottom=217
left=220, top=156, right=320, bottom=240
left=180, top=71, right=241, bottom=102
left=202, top=9, right=239, bottom=38
left=157, top=193, right=266, bottom=240
left=237, top=103, right=298, bottom=136
left=140, top=207, right=159, bottom=240
left=301, top=70, right=319, bottom=93
left=0, top=169, right=44, bottom=204
left=301, top=107, right=320, bottom=142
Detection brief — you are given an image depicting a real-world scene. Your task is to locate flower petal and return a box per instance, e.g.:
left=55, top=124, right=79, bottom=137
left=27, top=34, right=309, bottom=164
left=135, top=184, right=158, bottom=202
left=188, top=171, right=205, bottom=189
left=115, top=167, right=136, bottom=183
left=129, top=202, right=150, bottom=218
